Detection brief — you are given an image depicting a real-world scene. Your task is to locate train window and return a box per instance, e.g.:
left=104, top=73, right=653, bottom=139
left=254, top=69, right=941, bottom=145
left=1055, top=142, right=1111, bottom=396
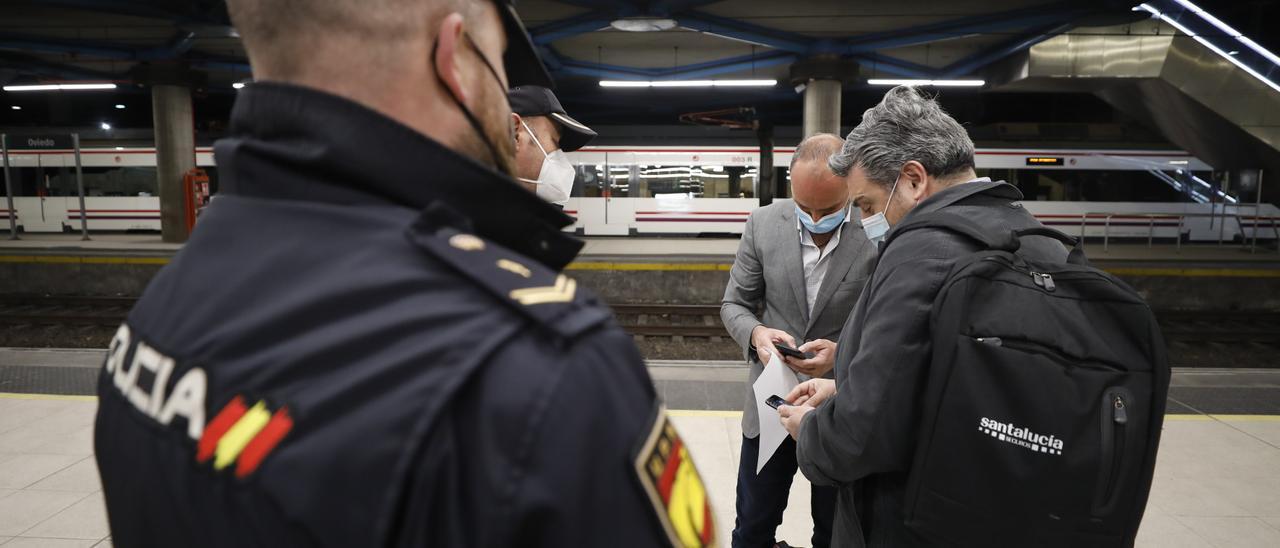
left=73, top=167, right=159, bottom=197
left=980, top=168, right=1208, bottom=203
left=599, top=164, right=757, bottom=198
left=5, top=166, right=214, bottom=197
left=0, top=166, right=148, bottom=196
left=575, top=165, right=604, bottom=198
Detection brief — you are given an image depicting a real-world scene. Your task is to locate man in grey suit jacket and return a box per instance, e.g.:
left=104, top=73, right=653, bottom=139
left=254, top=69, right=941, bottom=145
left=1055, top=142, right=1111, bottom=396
left=722, top=134, right=878, bottom=548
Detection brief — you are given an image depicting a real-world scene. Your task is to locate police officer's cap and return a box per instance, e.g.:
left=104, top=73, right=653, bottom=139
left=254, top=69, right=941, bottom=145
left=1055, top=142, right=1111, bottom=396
left=509, top=85, right=597, bottom=152
left=495, top=1, right=553, bottom=89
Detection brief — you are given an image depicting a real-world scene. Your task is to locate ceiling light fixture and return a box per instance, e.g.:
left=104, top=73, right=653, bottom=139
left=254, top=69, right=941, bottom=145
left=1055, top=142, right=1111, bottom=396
left=610, top=18, right=678, bottom=32
left=599, top=79, right=777, bottom=88
left=100, top=122, right=112, bottom=130
left=114, top=104, right=125, bottom=109
left=1139, top=2, right=1280, bottom=93
left=2, top=83, right=117, bottom=91
left=866, top=78, right=985, bottom=87
left=1173, top=0, right=1280, bottom=65
left=9, top=105, right=19, bottom=110
left=232, top=82, right=246, bottom=89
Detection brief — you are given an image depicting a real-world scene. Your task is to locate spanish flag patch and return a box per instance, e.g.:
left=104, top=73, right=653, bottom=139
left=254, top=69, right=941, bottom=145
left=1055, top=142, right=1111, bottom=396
left=196, top=395, right=293, bottom=479
left=634, top=405, right=715, bottom=547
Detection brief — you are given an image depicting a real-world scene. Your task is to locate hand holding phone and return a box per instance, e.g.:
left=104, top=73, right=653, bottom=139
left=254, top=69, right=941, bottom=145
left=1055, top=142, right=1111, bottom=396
left=765, top=395, right=788, bottom=409
left=773, top=343, right=815, bottom=360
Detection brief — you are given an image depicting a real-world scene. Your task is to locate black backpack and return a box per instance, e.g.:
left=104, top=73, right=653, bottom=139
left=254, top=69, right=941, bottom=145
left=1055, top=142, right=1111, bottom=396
left=887, top=211, right=1170, bottom=548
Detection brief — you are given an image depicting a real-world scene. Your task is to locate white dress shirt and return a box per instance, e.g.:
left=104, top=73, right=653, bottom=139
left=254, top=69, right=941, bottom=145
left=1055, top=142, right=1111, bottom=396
left=797, top=208, right=851, bottom=315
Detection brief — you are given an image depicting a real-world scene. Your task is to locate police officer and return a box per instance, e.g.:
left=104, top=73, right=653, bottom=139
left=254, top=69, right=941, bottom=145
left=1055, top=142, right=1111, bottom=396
left=93, top=1, right=714, bottom=546
left=509, top=85, right=597, bottom=206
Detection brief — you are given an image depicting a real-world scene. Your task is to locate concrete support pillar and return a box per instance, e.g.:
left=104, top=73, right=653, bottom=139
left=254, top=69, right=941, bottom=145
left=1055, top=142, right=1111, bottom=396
left=791, top=57, right=857, bottom=140
left=802, top=79, right=842, bottom=138
left=151, top=84, right=194, bottom=243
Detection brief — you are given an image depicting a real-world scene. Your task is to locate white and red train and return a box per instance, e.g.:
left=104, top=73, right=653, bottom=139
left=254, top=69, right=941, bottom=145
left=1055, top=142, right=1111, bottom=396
left=2, top=145, right=1276, bottom=242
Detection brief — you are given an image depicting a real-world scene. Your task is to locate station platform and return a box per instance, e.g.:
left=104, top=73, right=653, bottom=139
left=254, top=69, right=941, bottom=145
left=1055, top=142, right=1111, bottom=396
left=2, top=349, right=1280, bottom=547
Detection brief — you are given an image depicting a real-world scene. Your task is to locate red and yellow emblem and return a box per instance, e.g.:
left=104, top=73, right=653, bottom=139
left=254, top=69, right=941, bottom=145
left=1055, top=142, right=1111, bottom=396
left=635, top=406, right=715, bottom=547
left=196, top=395, right=294, bottom=479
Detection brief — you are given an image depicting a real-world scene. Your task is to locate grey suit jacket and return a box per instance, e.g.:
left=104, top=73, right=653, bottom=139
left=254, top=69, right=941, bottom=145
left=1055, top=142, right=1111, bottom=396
left=721, top=200, right=877, bottom=438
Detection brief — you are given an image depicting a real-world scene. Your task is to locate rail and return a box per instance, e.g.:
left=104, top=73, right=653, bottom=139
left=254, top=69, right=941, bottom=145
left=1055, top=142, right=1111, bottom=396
left=1078, top=211, right=1280, bottom=254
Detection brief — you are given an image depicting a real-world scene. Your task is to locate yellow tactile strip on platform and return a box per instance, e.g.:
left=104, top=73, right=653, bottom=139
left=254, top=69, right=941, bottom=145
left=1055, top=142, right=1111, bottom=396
left=0, top=255, right=169, bottom=265
left=1104, top=267, right=1280, bottom=278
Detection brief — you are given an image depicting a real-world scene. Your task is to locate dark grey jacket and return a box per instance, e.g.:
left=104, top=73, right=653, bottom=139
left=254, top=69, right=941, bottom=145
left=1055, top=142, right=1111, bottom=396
left=795, top=180, right=1068, bottom=547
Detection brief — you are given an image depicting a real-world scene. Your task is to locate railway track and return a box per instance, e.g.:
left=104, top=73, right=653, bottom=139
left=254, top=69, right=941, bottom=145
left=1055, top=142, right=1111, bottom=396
left=2, top=297, right=1277, bottom=366
left=0, top=296, right=134, bottom=327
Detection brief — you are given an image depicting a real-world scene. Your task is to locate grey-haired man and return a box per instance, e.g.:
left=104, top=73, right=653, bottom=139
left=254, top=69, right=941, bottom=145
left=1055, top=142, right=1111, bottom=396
left=779, top=86, right=1066, bottom=546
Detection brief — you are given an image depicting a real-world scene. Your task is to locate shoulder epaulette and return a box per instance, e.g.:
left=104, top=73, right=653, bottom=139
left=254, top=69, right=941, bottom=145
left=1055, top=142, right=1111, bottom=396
left=407, top=226, right=611, bottom=339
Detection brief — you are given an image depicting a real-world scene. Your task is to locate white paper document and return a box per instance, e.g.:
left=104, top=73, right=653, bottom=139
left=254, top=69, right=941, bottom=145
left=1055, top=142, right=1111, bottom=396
left=752, top=351, right=800, bottom=474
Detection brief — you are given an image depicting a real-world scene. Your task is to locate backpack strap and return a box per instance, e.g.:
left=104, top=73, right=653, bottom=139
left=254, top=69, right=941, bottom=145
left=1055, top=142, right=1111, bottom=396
left=886, top=210, right=1088, bottom=266
left=1011, top=226, right=1089, bottom=266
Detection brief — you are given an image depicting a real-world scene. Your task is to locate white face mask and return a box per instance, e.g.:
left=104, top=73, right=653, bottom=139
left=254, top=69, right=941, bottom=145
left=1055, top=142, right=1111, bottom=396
left=518, top=119, right=576, bottom=206
left=861, top=173, right=902, bottom=245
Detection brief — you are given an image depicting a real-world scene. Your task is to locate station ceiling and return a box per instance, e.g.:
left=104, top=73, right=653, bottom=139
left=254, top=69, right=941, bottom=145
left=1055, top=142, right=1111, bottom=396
left=0, top=0, right=1276, bottom=144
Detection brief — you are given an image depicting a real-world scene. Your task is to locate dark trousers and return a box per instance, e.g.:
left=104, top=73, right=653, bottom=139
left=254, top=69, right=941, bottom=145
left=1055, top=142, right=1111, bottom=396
left=732, top=434, right=836, bottom=548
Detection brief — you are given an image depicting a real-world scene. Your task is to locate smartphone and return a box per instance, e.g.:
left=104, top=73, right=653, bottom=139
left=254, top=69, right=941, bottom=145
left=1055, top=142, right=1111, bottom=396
left=765, top=395, right=788, bottom=409
left=774, top=343, right=815, bottom=360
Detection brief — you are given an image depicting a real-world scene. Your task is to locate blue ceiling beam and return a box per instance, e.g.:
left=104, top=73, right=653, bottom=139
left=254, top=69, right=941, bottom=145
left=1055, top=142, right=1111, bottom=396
left=553, top=50, right=796, bottom=81
left=676, top=11, right=814, bottom=54
left=187, top=57, right=251, bottom=73
left=529, top=1, right=1099, bottom=84
left=661, top=51, right=797, bottom=79
left=536, top=46, right=565, bottom=72
left=838, top=1, right=1089, bottom=55
left=159, top=31, right=197, bottom=59
left=0, top=33, right=138, bottom=60
left=851, top=53, right=938, bottom=79
left=554, top=62, right=645, bottom=80
left=0, top=53, right=117, bottom=81
left=939, top=24, right=1070, bottom=78
left=647, top=0, right=723, bottom=17
left=0, top=31, right=199, bottom=62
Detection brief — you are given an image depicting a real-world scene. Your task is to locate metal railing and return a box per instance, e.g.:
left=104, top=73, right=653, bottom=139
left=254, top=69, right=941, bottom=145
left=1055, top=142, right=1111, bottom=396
left=1077, top=211, right=1280, bottom=253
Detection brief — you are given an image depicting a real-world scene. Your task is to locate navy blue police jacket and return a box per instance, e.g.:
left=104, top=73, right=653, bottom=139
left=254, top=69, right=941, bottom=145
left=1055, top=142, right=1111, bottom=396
left=93, top=83, right=715, bottom=548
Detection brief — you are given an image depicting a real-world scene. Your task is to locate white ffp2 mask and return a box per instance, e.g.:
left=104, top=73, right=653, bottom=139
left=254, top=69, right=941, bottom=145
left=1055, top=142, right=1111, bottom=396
left=518, top=120, right=576, bottom=206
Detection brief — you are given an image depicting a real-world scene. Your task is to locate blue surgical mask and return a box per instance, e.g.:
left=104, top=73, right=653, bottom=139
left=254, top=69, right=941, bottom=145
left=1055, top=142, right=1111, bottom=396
left=861, top=173, right=902, bottom=245
left=796, top=204, right=847, bottom=234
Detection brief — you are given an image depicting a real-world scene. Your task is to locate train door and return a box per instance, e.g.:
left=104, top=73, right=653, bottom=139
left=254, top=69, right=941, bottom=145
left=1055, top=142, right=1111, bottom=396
left=22, top=152, right=66, bottom=232
left=593, top=150, right=636, bottom=235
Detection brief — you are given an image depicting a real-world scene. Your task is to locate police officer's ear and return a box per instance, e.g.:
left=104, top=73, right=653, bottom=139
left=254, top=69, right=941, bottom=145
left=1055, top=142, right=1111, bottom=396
left=512, top=112, right=525, bottom=151
left=433, top=12, right=469, bottom=106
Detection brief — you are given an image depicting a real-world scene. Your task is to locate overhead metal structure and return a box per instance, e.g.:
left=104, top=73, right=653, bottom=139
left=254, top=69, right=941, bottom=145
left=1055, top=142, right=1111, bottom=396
left=527, top=0, right=1130, bottom=82
left=0, top=1, right=1140, bottom=89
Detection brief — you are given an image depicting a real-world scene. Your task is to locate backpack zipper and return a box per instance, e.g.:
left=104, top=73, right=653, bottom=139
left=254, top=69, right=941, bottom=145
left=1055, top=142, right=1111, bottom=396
left=1095, top=389, right=1130, bottom=515
left=1028, top=270, right=1055, bottom=291
left=973, top=336, right=1126, bottom=372
left=1040, top=273, right=1056, bottom=291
